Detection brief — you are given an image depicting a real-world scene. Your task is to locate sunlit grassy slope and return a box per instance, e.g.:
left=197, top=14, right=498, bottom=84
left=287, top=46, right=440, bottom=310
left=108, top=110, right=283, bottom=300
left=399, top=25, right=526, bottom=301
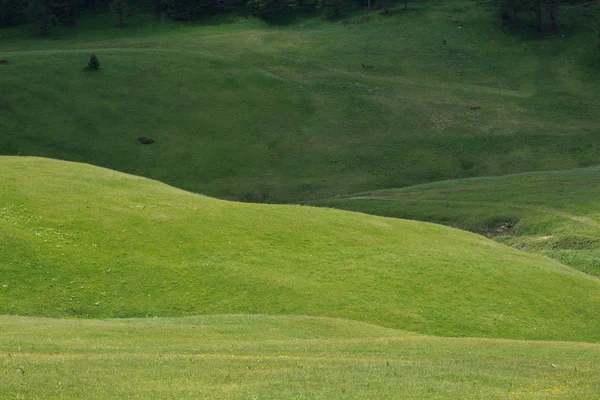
left=312, top=167, right=600, bottom=276
left=1, top=0, right=600, bottom=202
left=2, top=315, right=599, bottom=399
left=1, top=157, right=600, bottom=342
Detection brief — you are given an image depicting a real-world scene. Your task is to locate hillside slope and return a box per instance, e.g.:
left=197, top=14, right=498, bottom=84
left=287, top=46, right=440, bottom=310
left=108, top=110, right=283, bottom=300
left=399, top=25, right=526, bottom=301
left=312, top=167, right=600, bottom=276
left=1, top=157, right=599, bottom=341
left=1, top=0, right=600, bottom=201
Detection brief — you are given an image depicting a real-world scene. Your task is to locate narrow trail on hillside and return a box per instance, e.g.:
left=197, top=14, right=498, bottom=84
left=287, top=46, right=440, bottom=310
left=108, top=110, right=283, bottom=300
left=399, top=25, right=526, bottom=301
left=354, top=180, right=600, bottom=198
left=1, top=47, right=226, bottom=58
left=0, top=46, right=302, bottom=89
left=2, top=47, right=535, bottom=99
left=347, top=182, right=600, bottom=228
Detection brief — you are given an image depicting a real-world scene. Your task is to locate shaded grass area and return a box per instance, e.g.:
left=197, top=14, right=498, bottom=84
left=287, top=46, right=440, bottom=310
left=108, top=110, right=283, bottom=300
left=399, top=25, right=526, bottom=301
left=1, top=315, right=600, bottom=399
left=311, top=167, right=600, bottom=276
left=1, top=1, right=600, bottom=202
left=1, top=157, right=600, bottom=342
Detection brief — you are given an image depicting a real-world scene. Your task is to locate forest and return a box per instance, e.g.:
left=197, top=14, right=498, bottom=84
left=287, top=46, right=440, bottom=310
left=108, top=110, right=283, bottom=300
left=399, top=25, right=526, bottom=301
left=2, top=0, right=599, bottom=39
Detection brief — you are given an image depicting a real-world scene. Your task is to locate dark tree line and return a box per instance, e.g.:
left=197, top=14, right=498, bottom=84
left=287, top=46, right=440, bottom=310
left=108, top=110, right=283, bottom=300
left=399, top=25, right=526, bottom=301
left=1, top=0, right=81, bottom=30
left=592, top=2, right=600, bottom=46
left=500, top=0, right=600, bottom=33
left=1, top=0, right=599, bottom=44
left=0, top=0, right=391, bottom=30
left=0, top=0, right=131, bottom=32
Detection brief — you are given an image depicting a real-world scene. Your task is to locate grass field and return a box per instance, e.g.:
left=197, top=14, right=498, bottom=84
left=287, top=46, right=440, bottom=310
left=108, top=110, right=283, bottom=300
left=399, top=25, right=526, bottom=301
left=2, top=314, right=600, bottom=399
left=2, top=1, right=600, bottom=396
left=2, top=157, right=600, bottom=343
left=1, top=1, right=600, bottom=202
left=312, top=167, right=600, bottom=276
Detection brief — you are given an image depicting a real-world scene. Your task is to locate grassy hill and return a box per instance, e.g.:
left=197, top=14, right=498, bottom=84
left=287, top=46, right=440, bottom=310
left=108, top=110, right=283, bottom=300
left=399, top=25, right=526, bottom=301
left=1, top=157, right=600, bottom=342
left=312, top=167, right=600, bottom=276
left=2, top=314, right=600, bottom=399
left=1, top=1, right=600, bottom=202
left=2, top=4, right=600, bottom=395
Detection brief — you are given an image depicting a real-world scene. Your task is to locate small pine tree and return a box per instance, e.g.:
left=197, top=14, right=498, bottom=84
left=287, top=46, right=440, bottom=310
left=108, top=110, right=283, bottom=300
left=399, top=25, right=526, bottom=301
left=85, top=53, right=100, bottom=71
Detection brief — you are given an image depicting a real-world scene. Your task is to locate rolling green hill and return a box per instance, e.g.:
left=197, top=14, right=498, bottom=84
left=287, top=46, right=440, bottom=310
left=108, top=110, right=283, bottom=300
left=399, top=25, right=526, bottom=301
left=2, top=3, right=600, bottom=395
left=2, top=315, right=600, bottom=399
left=1, top=157, right=600, bottom=342
left=312, top=167, right=600, bottom=276
left=1, top=0, right=600, bottom=202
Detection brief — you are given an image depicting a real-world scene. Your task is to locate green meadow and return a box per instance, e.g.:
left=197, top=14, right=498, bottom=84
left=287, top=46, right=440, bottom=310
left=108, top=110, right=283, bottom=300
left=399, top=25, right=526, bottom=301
left=4, top=157, right=600, bottom=342
left=312, top=166, right=600, bottom=276
left=2, top=315, right=599, bottom=399
left=1, top=0, right=599, bottom=202
left=1, top=0, right=600, bottom=397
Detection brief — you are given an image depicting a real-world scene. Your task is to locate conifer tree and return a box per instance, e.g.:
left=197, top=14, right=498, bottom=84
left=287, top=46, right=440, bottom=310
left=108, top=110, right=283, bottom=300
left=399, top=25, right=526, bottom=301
left=85, top=53, right=100, bottom=71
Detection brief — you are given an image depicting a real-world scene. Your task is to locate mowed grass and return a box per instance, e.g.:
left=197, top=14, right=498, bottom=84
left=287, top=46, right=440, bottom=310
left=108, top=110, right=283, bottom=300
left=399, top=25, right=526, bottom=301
left=1, top=315, right=599, bottom=399
left=312, top=167, right=600, bottom=276
left=1, top=1, right=600, bottom=202
left=1, top=157, right=600, bottom=342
